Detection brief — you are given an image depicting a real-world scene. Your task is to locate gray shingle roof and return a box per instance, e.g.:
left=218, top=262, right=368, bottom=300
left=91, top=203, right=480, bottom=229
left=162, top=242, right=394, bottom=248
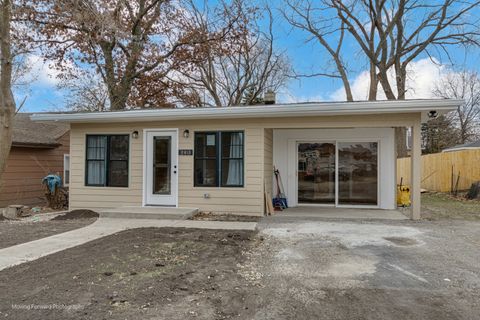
left=443, top=140, right=480, bottom=152
left=12, top=113, right=70, bottom=147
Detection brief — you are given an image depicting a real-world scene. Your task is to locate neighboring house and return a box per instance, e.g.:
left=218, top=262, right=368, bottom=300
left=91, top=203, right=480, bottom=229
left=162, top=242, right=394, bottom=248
left=32, top=99, right=461, bottom=219
left=0, top=113, right=70, bottom=207
left=442, top=140, right=480, bottom=152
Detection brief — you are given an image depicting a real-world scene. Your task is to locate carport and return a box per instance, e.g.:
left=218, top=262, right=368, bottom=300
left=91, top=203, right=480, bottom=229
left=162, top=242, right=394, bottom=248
left=267, top=100, right=462, bottom=220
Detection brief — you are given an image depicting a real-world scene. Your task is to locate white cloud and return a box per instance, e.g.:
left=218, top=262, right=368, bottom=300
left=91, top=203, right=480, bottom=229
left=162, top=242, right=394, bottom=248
left=330, top=58, right=446, bottom=101
left=24, top=54, right=75, bottom=87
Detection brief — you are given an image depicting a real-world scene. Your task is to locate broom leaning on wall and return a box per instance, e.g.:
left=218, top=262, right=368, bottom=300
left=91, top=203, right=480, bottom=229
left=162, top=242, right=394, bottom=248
left=273, top=167, right=288, bottom=210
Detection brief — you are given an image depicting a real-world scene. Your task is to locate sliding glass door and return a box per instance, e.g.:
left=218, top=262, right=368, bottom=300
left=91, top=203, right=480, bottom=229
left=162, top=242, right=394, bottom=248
left=338, top=142, right=378, bottom=205
left=297, top=143, right=335, bottom=204
left=297, top=141, right=378, bottom=206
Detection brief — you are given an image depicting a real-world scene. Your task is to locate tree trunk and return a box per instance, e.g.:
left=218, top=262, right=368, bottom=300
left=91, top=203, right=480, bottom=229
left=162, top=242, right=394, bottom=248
left=0, top=107, right=13, bottom=183
left=378, top=72, right=409, bottom=157
left=395, top=65, right=408, bottom=157
left=396, top=64, right=407, bottom=100
left=368, top=61, right=378, bottom=101
left=0, top=0, right=15, bottom=187
left=100, top=41, right=132, bottom=111
left=377, top=69, right=397, bottom=100
left=340, top=67, right=354, bottom=102
left=109, top=87, right=131, bottom=110
left=395, top=127, right=408, bottom=158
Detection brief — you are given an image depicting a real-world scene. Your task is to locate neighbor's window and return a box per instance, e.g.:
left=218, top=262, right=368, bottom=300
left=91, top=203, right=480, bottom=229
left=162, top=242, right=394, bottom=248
left=194, top=131, right=244, bottom=187
left=85, top=135, right=129, bottom=187
left=63, top=154, right=70, bottom=187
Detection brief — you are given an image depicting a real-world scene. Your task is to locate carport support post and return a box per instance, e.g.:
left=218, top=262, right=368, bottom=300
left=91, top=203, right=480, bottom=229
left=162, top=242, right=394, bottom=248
left=410, top=119, right=422, bottom=220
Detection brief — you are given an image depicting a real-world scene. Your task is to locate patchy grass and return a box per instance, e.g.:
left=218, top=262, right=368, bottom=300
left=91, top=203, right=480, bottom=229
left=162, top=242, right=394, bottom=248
left=422, top=193, right=480, bottom=220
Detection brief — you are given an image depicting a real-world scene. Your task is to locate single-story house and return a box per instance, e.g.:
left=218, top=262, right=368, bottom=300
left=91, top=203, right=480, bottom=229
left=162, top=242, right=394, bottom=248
left=0, top=113, right=70, bottom=207
left=31, top=99, right=462, bottom=219
left=442, top=140, right=480, bottom=152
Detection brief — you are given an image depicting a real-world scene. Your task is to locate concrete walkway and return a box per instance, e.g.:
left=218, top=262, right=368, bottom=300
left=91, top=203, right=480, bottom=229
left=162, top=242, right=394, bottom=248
left=0, top=218, right=257, bottom=272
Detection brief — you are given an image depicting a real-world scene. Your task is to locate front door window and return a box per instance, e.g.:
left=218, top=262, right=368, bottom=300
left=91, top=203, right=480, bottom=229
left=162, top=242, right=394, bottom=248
left=153, top=136, right=171, bottom=195
left=145, top=131, right=177, bottom=206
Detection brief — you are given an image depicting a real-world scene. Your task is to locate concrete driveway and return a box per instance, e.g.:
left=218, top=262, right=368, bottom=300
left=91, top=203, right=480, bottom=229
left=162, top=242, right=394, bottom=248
left=236, top=218, right=480, bottom=319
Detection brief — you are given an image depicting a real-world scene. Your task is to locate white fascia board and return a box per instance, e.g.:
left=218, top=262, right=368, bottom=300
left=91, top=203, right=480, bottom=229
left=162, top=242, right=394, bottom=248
left=30, top=99, right=463, bottom=123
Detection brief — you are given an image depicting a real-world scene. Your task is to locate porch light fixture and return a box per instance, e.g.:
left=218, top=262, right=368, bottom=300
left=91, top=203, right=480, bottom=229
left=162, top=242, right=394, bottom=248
left=132, top=130, right=139, bottom=139
left=183, top=129, right=190, bottom=139
left=427, top=110, right=438, bottom=119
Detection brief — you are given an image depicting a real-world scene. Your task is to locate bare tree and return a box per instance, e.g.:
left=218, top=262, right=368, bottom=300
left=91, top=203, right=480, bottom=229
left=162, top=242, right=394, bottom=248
left=422, top=115, right=461, bottom=154
left=0, top=0, right=15, bottom=183
left=285, top=0, right=480, bottom=101
left=283, top=2, right=353, bottom=101
left=19, top=0, right=233, bottom=110
left=170, top=2, right=291, bottom=107
left=284, top=0, right=480, bottom=155
left=433, top=70, right=480, bottom=143
left=60, top=70, right=109, bottom=112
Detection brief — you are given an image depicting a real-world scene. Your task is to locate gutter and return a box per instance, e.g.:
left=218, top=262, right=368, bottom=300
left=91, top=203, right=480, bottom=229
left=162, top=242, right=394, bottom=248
left=12, top=142, right=60, bottom=149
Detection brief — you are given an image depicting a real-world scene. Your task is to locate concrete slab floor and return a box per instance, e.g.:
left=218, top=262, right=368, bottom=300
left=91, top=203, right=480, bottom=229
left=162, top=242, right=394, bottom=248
left=266, top=206, right=409, bottom=221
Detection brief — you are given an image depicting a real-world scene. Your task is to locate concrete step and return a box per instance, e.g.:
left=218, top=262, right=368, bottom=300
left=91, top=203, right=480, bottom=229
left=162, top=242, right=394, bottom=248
left=99, top=206, right=198, bottom=220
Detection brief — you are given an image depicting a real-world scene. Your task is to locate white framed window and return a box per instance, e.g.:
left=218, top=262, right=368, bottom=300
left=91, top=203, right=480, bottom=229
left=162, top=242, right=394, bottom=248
left=64, top=154, right=70, bottom=187
left=194, top=131, right=244, bottom=187
left=85, top=135, right=129, bottom=187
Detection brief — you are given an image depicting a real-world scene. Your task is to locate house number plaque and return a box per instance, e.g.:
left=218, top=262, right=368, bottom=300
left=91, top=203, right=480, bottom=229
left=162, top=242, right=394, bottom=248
left=178, top=149, right=193, bottom=156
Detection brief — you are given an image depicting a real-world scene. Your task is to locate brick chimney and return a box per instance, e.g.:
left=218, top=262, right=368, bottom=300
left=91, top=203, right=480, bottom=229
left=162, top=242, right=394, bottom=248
left=264, top=90, right=276, bottom=105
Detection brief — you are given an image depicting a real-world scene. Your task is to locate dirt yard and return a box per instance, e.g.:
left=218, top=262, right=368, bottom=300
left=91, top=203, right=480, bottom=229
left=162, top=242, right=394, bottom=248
left=1, top=196, right=480, bottom=320
left=191, top=211, right=261, bottom=222
left=422, top=192, right=480, bottom=220
left=0, top=228, right=258, bottom=320
left=0, top=218, right=479, bottom=320
left=0, top=211, right=98, bottom=249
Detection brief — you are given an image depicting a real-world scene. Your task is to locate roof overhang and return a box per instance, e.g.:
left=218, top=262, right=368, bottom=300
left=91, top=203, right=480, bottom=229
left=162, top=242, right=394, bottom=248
left=30, top=99, right=463, bottom=124
left=11, top=142, right=60, bottom=148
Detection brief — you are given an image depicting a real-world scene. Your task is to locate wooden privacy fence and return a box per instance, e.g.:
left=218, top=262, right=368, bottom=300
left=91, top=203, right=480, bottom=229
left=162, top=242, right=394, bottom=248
left=397, top=150, right=480, bottom=192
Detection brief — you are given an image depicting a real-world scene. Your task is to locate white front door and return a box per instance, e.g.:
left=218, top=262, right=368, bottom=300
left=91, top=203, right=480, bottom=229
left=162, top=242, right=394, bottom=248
left=145, top=130, right=178, bottom=206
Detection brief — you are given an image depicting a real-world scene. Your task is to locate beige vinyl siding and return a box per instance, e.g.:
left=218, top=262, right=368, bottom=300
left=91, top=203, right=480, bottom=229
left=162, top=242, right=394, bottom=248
left=69, top=120, right=266, bottom=215
left=263, top=128, right=273, bottom=214
left=68, top=113, right=420, bottom=215
left=177, top=126, right=263, bottom=215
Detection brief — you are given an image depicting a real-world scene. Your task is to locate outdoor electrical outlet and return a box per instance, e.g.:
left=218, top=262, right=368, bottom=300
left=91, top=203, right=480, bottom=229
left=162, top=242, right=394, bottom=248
left=203, top=193, right=210, bottom=199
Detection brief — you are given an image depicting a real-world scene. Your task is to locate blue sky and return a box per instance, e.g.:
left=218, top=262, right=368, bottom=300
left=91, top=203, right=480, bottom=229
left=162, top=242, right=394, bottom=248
left=15, top=2, right=480, bottom=112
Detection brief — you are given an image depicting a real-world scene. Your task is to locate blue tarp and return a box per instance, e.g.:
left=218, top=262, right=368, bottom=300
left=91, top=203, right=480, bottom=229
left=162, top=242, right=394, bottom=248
left=42, top=174, right=62, bottom=193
